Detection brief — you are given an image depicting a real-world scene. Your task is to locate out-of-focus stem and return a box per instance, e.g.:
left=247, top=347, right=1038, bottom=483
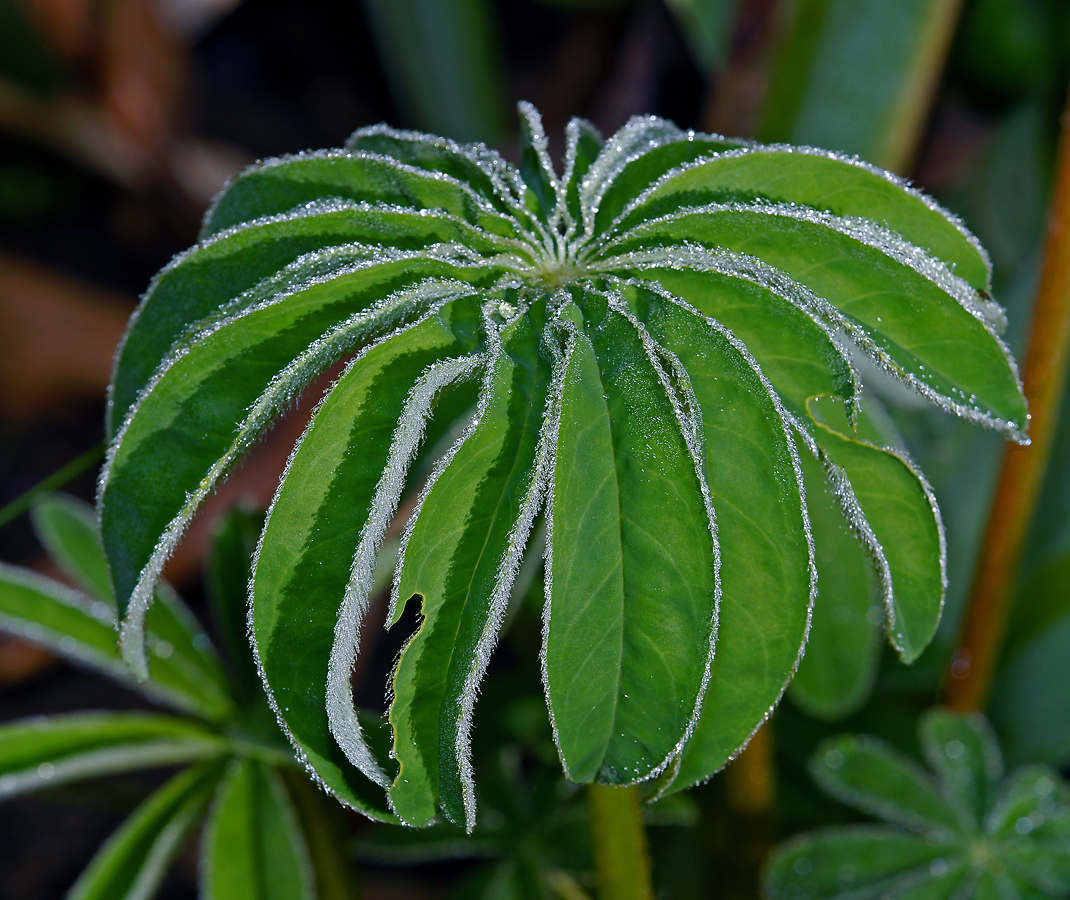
left=586, top=783, right=653, bottom=900
left=945, top=81, right=1070, bottom=712
left=0, top=443, right=104, bottom=530
left=725, top=723, right=775, bottom=813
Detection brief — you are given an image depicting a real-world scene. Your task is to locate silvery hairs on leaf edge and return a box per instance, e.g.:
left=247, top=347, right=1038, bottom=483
left=601, top=199, right=1005, bottom=343
left=536, top=299, right=577, bottom=783
left=384, top=300, right=555, bottom=829
left=247, top=307, right=473, bottom=813
left=596, top=233, right=1026, bottom=444
left=596, top=142, right=992, bottom=284
left=789, top=411, right=948, bottom=661
left=327, top=352, right=485, bottom=789
left=344, top=122, right=533, bottom=222
left=601, top=291, right=722, bottom=786
left=607, top=276, right=818, bottom=789
left=103, top=267, right=476, bottom=679
left=577, top=114, right=686, bottom=237
left=594, top=246, right=863, bottom=412
left=199, top=149, right=529, bottom=244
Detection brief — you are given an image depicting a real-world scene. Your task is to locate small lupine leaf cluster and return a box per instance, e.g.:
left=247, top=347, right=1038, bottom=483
left=764, top=710, right=1070, bottom=899
left=0, top=496, right=332, bottom=900
left=96, top=102, right=1026, bottom=829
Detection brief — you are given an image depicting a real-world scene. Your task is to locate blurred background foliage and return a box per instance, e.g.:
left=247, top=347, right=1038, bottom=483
left=1, top=0, right=1069, bottom=897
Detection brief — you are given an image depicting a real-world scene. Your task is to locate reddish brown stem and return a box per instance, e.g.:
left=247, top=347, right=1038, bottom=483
left=945, top=82, right=1070, bottom=712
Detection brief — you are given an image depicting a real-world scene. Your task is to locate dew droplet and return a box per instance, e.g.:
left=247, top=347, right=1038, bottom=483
left=945, top=740, right=965, bottom=759
left=793, top=857, right=812, bottom=876
left=37, top=763, right=54, bottom=779
left=824, top=748, right=844, bottom=769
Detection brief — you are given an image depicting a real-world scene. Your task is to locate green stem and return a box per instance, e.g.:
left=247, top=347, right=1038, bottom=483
left=0, top=442, right=104, bottom=530
left=586, top=783, right=653, bottom=900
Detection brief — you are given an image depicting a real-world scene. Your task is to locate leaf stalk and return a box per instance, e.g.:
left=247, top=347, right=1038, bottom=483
left=586, top=783, right=653, bottom=900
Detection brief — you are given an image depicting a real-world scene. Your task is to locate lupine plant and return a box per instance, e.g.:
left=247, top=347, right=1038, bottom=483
left=96, top=102, right=1026, bottom=849
left=764, top=710, right=1070, bottom=899
left=0, top=497, right=347, bottom=899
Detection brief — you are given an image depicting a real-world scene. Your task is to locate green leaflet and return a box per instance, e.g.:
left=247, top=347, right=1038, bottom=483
left=807, top=396, right=945, bottom=662
left=30, top=493, right=233, bottom=716
left=589, top=133, right=741, bottom=236
left=518, top=103, right=558, bottom=223
left=102, top=254, right=499, bottom=675
left=604, top=258, right=858, bottom=415
left=631, top=289, right=812, bottom=792
left=389, top=302, right=551, bottom=828
left=919, top=709, right=1003, bottom=833
left=986, top=766, right=1070, bottom=839
left=545, top=295, right=717, bottom=785
left=253, top=300, right=482, bottom=818
left=109, top=203, right=527, bottom=435
left=810, top=735, right=962, bottom=836
left=347, top=124, right=523, bottom=214
left=0, top=712, right=225, bottom=799
left=579, top=115, right=704, bottom=236
left=202, top=760, right=315, bottom=900
left=68, top=762, right=223, bottom=900
left=31, top=493, right=112, bottom=601
left=608, top=148, right=990, bottom=289
left=607, top=205, right=1026, bottom=438
left=762, top=827, right=956, bottom=900
left=0, top=564, right=231, bottom=719
left=202, top=151, right=524, bottom=240
left=562, top=118, right=604, bottom=228
left=789, top=450, right=882, bottom=720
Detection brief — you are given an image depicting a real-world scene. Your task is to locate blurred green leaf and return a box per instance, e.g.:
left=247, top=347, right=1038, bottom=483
left=202, top=760, right=315, bottom=900
left=206, top=508, right=265, bottom=705
left=664, top=0, right=739, bottom=71
left=68, top=762, right=223, bottom=900
left=765, top=710, right=1070, bottom=899
left=0, top=712, right=225, bottom=800
left=759, top=0, right=964, bottom=171
left=0, top=561, right=232, bottom=720
left=358, top=0, right=506, bottom=142
left=990, top=601, right=1070, bottom=768
left=27, top=493, right=235, bottom=721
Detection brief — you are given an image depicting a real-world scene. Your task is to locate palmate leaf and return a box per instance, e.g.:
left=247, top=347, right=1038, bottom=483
left=98, top=103, right=1026, bottom=828
left=764, top=711, right=1070, bottom=900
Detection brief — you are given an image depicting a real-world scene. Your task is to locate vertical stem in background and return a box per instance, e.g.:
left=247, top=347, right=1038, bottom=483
left=587, top=783, right=653, bottom=900
left=945, top=81, right=1070, bottom=712
left=725, top=724, right=775, bottom=813
left=724, top=723, right=776, bottom=898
